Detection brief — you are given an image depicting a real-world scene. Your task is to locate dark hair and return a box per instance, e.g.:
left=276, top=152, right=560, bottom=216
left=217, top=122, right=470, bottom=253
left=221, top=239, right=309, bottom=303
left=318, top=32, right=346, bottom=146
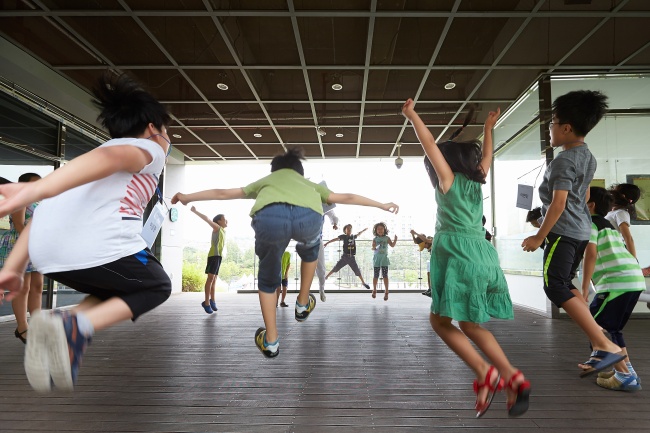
left=423, top=140, right=485, bottom=190
left=18, top=172, right=41, bottom=182
left=589, top=187, right=613, bottom=217
left=0, top=177, right=11, bottom=185
left=270, top=147, right=305, bottom=176
left=372, top=222, right=389, bottom=236
left=609, top=183, right=641, bottom=217
left=552, top=90, right=608, bottom=137
left=92, top=72, right=171, bottom=139
left=213, top=214, right=224, bottom=223
left=342, top=224, right=352, bottom=232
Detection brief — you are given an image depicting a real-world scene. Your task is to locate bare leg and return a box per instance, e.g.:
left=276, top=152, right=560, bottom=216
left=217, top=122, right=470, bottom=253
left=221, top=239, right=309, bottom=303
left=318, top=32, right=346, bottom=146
left=11, top=273, right=32, bottom=333
left=296, top=260, right=317, bottom=306
left=82, top=298, right=134, bottom=332
left=383, top=277, right=389, bottom=300
left=27, top=272, right=43, bottom=314
left=561, top=295, right=621, bottom=354
left=204, top=274, right=216, bottom=306
left=210, top=274, right=217, bottom=302
left=275, top=287, right=281, bottom=307
left=259, top=290, right=278, bottom=342
left=281, top=286, right=287, bottom=303
left=70, top=295, right=103, bottom=313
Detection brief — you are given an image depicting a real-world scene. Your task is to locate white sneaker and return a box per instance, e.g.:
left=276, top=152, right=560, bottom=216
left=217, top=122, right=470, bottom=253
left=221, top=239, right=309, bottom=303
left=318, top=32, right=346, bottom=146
left=320, top=289, right=326, bottom=302
left=24, top=311, right=52, bottom=392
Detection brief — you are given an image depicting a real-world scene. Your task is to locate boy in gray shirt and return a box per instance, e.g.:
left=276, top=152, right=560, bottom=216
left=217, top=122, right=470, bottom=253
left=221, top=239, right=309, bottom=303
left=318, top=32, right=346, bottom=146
left=522, top=90, right=627, bottom=378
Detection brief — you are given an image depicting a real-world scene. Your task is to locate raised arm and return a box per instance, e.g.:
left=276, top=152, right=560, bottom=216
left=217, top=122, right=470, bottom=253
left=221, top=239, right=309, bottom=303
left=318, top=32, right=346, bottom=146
left=401, top=98, right=454, bottom=193
left=190, top=206, right=222, bottom=231
left=327, top=193, right=398, bottom=214
left=0, top=145, right=152, bottom=217
left=172, top=188, right=246, bottom=205
left=324, top=237, right=339, bottom=247
left=388, top=234, right=398, bottom=247
left=356, top=227, right=368, bottom=237
left=479, top=108, right=501, bottom=177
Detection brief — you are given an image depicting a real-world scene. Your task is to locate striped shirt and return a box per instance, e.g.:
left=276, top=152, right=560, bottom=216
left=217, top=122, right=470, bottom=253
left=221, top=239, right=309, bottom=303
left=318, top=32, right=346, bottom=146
left=589, top=215, right=645, bottom=294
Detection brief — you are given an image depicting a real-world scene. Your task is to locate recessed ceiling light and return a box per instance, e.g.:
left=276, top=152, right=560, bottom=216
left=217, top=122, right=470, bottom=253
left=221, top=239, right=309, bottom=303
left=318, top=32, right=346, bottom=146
left=172, top=134, right=182, bottom=139
left=331, top=83, right=343, bottom=91
left=253, top=133, right=262, bottom=138
left=217, top=83, right=229, bottom=91
left=335, top=132, right=344, bottom=138
left=444, top=82, right=456, bottom=90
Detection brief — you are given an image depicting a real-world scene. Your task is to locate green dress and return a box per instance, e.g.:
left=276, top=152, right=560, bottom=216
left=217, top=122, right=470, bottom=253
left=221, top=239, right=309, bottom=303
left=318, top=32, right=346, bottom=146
left=430, top=174, right=513, bottom=323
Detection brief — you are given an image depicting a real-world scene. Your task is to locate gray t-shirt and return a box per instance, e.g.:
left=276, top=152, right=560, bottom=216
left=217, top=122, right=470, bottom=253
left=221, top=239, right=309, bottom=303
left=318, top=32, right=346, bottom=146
left=538, top=144, right=596, bottom=240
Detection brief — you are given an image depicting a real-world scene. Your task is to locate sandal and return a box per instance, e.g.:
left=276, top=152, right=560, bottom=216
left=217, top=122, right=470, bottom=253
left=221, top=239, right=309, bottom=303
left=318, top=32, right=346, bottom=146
left=579, top=350, right=627, bottom=378
left=506, top=370, right=531, bottom=417
left=14, top=328, right=27, bottom=344
left=473, top=365, right=503, bottom=418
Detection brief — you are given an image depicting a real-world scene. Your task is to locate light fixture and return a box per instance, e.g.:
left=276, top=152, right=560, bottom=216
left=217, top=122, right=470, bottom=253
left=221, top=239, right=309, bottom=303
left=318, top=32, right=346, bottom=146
left=444, top=81, right=456, bottom=90
left=316, top=126, right=326, bottom=137
left=217, top=82, right=229, bottom=91
left=253, top=132, right=262, bottom=138
left=331, top=74, right=343, bottom=91
left=395, top=141, right=403, bottom=169
left=335, top=132, right=344, bottom=138
left=172, top=134, right=182, bottom=139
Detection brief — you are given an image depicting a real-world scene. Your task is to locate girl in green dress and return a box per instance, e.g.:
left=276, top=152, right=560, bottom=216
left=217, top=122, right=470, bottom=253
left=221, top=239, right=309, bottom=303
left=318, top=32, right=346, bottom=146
left=402, top=99, right=530, bottom=418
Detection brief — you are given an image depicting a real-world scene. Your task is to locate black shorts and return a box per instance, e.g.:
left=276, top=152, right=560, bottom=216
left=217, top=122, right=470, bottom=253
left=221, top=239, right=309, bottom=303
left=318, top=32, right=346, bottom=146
left=205, top=255, right=223, bottom=275
left=47, top=249, right=171, bottom=320
left=542, top=232, right=588, bottom=308
left=590, top=291, right=642, bottom=347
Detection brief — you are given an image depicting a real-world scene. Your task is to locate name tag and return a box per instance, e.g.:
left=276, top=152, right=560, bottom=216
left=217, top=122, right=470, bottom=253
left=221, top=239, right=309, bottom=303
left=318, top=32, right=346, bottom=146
left=141, top=202, right=166, bottom=248
left=516, top=184, right=534, bottom=210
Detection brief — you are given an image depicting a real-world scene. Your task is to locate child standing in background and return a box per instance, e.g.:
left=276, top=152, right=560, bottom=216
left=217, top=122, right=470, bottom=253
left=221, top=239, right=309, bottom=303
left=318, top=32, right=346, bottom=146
left=581, top=187, right=644, bottom=392
left=403, top=97, right=530, bottom=418
left=371, top=222, right=397, bottom=301
left=606, top=183, right=641, bottom=259
left=277, top=251, right=291, bottom=308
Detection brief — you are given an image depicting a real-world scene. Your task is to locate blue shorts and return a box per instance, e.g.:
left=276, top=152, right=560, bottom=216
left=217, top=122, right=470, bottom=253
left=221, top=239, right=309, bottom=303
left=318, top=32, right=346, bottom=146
left=251, top=204, right=322, bottom=294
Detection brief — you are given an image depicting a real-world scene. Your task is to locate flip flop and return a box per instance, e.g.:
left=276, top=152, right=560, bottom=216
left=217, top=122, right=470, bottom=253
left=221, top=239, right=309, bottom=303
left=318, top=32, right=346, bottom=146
left=579, top=350, right=627, bottom=378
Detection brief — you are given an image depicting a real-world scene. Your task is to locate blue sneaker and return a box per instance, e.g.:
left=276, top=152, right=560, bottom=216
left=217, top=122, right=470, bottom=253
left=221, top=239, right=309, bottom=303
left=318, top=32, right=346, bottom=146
left=209, top=299, right=218, bottom=312
left=47, top=314, right=90, bottom=390
left=201, top=301, right=213, bottom=314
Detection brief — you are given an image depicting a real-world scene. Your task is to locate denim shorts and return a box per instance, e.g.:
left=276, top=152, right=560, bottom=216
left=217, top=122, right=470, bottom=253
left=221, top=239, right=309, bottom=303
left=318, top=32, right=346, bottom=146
left=251, top=204, right=323, bottom=293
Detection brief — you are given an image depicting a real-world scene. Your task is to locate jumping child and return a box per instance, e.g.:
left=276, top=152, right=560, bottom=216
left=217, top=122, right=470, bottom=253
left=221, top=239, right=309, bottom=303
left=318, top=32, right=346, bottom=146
left=580, top=187, right=644, bottom=392
left=171, top=147, right=398, bottom=358
left=403, top=98, right=530, bottom=418
left=371, top=222, right=397, bottom=301
left=521, top=90, right=626, bottom=378
left=0, top=72, right=173, bottom=391
left=324, top=225, right=372, bottom=291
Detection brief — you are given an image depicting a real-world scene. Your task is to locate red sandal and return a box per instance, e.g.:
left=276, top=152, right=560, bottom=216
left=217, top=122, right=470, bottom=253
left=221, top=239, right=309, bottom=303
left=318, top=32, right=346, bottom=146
left=506, top=370, right=531, bottom=417
left=473, top=365, right=503, bottom=418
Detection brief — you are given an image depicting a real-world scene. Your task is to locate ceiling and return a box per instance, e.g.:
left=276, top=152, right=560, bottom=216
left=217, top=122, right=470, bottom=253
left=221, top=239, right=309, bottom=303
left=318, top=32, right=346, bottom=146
left=1, top=0, right=650, bottom=162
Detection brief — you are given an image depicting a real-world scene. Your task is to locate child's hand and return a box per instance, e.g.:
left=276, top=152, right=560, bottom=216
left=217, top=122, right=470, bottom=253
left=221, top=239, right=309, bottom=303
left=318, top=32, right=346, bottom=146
left=382, top=202, right=399, bottom=214
left=401, top=98, right=415, bottom=118
left=394, top=235, right=398, bottom=241
left=190, top=205, right=196, bottom=212
left=171, top=192, right=188, bottom=205
left=521, top=234, right=544, bottom=252
left=410, top=229, right=416, bottom=234
left=484, top=107, right=501, bottom=129
left=582, top=288, right=590, bottom=303
left=0, top=270, right=26, bottom=304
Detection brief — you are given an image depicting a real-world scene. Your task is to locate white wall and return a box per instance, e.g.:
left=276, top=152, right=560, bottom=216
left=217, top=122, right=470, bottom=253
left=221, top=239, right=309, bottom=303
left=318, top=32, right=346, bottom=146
left=161, top=164, right=185, bottom=294
left=506, top=274, right=551, bottom=316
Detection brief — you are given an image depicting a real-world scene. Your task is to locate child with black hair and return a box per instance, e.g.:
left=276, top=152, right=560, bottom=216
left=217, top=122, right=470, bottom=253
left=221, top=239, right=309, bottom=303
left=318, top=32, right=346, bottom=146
left=0, top=72, right=173, bottom=392
left=172, top=147, right=398, bottom=358
left=324, top=224, right=372, bottom=290
left=371, top=222, right=397, bottom=301
left=606, top=183, right=641, bottom=259
left=521, top=90, right=627, bottom=378
left=190, top=206, right=227, bottom=314
left=403, top=98, right=530, bottom=418
left=581, top=187, right=644, bottom=392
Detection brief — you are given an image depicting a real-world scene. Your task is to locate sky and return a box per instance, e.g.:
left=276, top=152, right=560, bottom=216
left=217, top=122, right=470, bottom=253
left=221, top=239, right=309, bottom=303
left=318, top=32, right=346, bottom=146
left=177, top=156, right=438, bottom=249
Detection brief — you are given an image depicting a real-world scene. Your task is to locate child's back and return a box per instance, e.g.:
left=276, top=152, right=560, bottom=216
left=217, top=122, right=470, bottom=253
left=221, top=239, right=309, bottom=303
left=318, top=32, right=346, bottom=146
left=434, top=174, right=485, bottom=238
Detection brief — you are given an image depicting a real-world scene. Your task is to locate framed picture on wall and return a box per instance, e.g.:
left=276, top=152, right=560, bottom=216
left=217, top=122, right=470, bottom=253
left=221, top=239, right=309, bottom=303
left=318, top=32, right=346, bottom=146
left=590, top=178, right=606, bottom=188
left=626, top=175, right=650, bottom=225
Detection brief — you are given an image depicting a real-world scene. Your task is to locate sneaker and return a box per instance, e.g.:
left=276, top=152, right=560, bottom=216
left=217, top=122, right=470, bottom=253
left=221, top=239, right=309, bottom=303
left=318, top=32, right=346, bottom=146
left=320, top=289, right=327, bottom=302
left=47, top=314, right=91, bottom=390
left=598, top=369, right=615, bottom=379
left=201, top=301, right=213, bottom=314
left=363, top=283, right=370, bottom=290
left=209, top=299, right=218, bottom=312
left=596, top=373, right=642, bottom=392
left=254, top=328, right=279, bottom=358
left=23, top=311, right=52, bottom=392
left=422, top=289, right=431, bottom=297
left=295, top=294, right=317, bottom=322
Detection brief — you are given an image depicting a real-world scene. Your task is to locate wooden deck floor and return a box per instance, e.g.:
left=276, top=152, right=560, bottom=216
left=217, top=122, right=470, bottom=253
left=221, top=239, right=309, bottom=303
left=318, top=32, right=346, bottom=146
left=1, top=292, right=649, bottom=432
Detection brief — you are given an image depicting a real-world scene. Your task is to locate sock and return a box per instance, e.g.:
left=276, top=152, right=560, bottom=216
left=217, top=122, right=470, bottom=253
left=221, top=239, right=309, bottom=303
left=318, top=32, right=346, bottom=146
left=626, top=362, right=637, bottom=376
left=264, top=336, right=279, bottom=352
left=295, top=301, right=308, bottom=313
left=75, top=312, right=95, bottom=338
left=614, top=370, right=637, bottom=385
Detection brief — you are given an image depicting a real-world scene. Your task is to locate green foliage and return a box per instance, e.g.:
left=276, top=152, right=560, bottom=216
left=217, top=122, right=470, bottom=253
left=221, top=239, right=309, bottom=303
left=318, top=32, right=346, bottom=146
left=182, top=262, right=205, bottom=292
